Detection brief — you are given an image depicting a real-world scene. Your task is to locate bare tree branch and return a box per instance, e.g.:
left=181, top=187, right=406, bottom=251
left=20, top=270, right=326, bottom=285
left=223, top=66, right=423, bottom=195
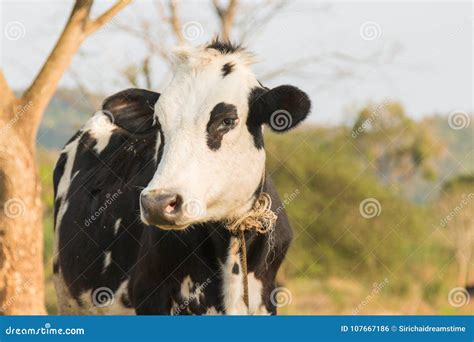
left=168, top=0, right=185, bottom=44
left=0, top=70, right=16, bottom=107
left=84, top=0, right=132, bottom=37
left=20, top=0, right=130, bottom=142
left=212, top=0, right=239, bottom=40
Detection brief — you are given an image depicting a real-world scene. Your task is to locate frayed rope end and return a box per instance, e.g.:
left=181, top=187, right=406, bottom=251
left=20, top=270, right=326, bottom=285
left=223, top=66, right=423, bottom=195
left=225, top=192, right=277, bottom=234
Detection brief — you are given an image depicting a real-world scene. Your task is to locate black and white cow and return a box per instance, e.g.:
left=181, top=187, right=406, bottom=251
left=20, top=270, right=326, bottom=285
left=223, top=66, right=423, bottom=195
left=53, top=41, right=311, bottom=315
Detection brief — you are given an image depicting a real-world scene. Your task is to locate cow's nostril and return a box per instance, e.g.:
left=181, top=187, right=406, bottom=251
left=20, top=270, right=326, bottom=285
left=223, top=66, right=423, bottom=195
left=140, top=191, right=183, bottom=226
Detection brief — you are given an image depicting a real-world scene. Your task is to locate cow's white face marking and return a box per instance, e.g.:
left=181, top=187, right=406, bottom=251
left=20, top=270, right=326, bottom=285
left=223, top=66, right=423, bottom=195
left=143, top=47, right=265, bottom=228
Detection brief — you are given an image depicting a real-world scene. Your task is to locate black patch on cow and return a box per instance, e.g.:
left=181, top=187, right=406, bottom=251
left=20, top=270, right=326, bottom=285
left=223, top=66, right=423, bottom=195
left=206, top=102, right=238, bottom=150
left=121, top=293, right=133, bottom=308
left=221, top=62, right=234, bottom=77
left=246, top=87, right=267, bottom=149
left=102, top=88, right=160, bottom=134
left=53, top=260, right=59, bottom=274
left=246, top=85, right=312, bottom=148
left=232, top=262, right=239, bottom=274
left=207, top=39, right=242, bottom=55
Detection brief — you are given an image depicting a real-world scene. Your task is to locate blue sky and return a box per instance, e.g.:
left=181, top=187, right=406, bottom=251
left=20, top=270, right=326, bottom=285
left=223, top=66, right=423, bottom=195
left=1, top=0, right=472, bottom=125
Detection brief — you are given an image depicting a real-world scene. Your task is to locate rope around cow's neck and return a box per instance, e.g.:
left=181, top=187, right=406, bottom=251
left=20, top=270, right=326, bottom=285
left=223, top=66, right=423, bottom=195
left=225, top=188, right=277, bottom=312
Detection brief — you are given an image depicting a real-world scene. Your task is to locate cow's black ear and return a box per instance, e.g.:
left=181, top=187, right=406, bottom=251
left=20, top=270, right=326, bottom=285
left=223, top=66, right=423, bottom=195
left=249, top=85, right=311, bottom=132
left=102, top=88, right=160, bottom=133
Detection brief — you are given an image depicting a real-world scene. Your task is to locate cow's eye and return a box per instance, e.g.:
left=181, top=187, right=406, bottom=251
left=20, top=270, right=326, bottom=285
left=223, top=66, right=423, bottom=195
left=220, top=117, right=237, bottom=129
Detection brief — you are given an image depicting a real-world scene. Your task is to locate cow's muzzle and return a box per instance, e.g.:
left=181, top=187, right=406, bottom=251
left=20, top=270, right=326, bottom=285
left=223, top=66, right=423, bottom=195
left=140, top=189, right=185, bottom=229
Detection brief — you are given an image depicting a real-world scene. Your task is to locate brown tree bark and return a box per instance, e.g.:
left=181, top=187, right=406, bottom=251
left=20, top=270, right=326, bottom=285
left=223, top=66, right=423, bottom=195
left=0, top=0, right=131, bottom=315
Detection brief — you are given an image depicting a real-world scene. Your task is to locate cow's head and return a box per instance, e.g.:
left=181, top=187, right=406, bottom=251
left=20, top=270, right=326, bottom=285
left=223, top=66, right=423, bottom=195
left=140, top=41, right=311, bottom=230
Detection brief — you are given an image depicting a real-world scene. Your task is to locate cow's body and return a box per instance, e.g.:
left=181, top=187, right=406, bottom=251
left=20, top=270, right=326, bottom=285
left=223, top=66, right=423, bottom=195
left=54, top=41, right=310, bottom=315
left=53, top=91, right=292, bottom=315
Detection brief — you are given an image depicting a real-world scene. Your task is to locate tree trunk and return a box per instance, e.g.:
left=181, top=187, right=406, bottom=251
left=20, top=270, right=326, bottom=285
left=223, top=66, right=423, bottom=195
left=0, top=101, right=45, bottom=314
left=0, top=0, right=131, bottom=315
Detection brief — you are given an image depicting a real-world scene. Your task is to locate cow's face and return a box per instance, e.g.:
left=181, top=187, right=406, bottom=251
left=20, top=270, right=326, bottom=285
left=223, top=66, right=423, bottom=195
left=140, top=43, right=311, bottom=230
